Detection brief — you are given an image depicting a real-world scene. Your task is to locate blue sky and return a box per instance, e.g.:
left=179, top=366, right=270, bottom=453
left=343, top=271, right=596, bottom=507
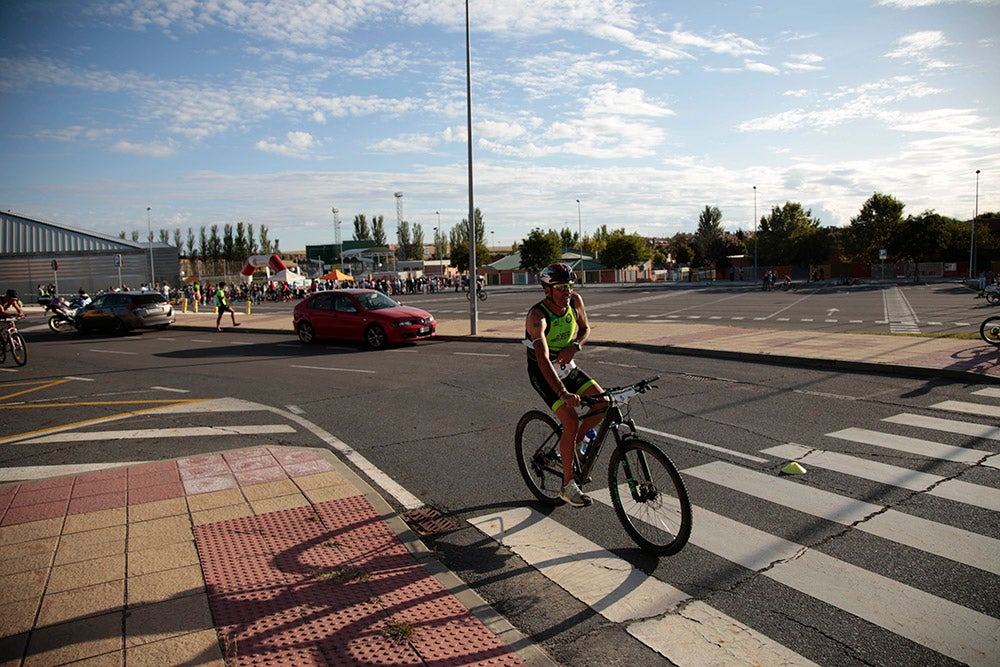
left=1, top=0, right=997, bottom=252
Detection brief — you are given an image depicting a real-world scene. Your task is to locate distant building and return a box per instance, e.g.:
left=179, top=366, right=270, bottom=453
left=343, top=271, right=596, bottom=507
left=0, top=210, right=179, bottom=298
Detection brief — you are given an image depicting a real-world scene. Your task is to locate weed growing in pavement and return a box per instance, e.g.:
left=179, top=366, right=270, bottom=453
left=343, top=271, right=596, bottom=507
left=318, top=566, right=369, bottom=585
left=384, top=620, right=416, bottom=644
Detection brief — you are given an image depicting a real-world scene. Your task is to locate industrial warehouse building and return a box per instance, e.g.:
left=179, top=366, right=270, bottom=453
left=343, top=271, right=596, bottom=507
left=0, top=211, right=179, bottom=300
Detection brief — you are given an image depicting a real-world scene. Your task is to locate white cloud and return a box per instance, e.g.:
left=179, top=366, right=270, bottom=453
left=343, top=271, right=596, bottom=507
left=254, top=130, right=317, bottom=157
left=110, top=139, right=176, bottom=157
left=886, top=30, right=948, bottom=59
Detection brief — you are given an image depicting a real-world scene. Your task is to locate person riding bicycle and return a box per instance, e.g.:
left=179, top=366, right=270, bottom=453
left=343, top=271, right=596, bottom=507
left=1, top=289, right=25, bottom=318
left=524, top=263, right=607, bottom=507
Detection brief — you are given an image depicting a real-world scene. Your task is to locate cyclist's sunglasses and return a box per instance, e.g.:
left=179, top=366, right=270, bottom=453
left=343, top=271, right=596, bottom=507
left=550, top=283, right=573, bottom=292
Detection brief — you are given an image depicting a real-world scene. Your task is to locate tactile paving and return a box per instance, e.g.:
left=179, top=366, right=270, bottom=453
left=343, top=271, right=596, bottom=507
left=195, top=493, right=526, bottom=666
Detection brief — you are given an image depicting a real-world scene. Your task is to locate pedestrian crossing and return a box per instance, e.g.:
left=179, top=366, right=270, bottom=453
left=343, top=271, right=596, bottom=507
left=428, top=308, right=973, bottom=328
left=471, top=388, right=1000, bottom=666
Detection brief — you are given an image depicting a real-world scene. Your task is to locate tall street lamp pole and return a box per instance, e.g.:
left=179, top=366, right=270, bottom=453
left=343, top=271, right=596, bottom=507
left=752, top=186, right=758, bottom=282
left=970, top=169, right=981, bottom=278
left=146, top=206, right=155, bottom=286
left=576, top=198, right=583, bottom=285
left=465, top=0, right=477, bottom=334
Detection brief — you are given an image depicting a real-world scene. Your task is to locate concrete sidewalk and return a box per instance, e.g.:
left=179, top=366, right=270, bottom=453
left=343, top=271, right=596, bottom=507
left=0, top=445, right=540, bottom=666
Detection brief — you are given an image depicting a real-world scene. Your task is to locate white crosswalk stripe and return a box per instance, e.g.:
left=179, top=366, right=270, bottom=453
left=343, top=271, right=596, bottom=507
left=883, top=412, right=1000, bottom=441
left=487, top=387, right=1000, bottom=665
left=468, top=507, right=820, bottom=666
left=826, top=426, right=994, bottom=463
left=762, top=443, right=1000, bottom=511
left=684, top=461, right=1000, bottom=575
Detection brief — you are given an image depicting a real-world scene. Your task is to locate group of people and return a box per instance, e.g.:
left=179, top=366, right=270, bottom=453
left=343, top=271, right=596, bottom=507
left=761, top=270, right=792, bottom=291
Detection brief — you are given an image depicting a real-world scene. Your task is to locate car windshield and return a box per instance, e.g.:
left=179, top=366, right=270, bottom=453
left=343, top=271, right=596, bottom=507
left=355, top=292, right=400, bottom=311
left=132, top=294, right=166, bottom=305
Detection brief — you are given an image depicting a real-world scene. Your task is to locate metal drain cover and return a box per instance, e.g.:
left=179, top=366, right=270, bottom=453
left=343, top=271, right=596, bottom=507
left=403, top=506, right=459, bottom=535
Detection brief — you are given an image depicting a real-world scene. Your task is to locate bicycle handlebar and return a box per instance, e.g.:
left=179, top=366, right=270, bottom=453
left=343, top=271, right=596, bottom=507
left=581, top=376, right=659, bottom=407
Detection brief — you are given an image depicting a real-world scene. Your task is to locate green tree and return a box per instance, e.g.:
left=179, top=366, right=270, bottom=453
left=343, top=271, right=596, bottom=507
left=258, top=226, right=272, bottom=254
left=208, top=225, right=222, bottom=262
left=667, top=233, right=694, bottom=265
left=223, top=224, right=235, bottom=261
left=247, top=224, right=258, bottom=255
left=159, top=229, right=169, bottom=244
left=353, top=214, right=371, bottom=241
left=519, top=228, right=562, bottom=272
left=694, top=205, right=725, bottom=267
left=757, top=201, right=833, bottom=268
left=449, top=208, right=489, bottom=273
left=412, top=224, right=425, bottom=259
left=559, top=227, right=577, bottom=251
left=186, top=228, right=196, bottom=259
left=372, top=215, right=387, bottom=247
left=172, top=228, right=182, bottom=250
left=841, top=192, right=905, bottom=263
left=131, top=230, right=140, bottom=242
left=397, top=220, right=413, bottom=260
left=234, top=222, right=249, bottom=260
left=601, top=229, right=650, bottom=270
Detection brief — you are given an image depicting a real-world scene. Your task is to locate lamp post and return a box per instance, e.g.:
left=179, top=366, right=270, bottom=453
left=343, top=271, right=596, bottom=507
left=576, top=198, right=583, bottom=285
left=970, top=169, right=981, bottom=278
left=146, top=206, right=155, bottom=286
left=332, top=207, right=342, bottom=271
left=752, top=186, right=758, bottom=282
left=465, top=0, right=477, bottom=334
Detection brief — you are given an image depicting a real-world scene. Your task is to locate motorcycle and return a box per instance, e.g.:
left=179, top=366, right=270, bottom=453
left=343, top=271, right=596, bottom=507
left=45, top=294, right=90, bottom=333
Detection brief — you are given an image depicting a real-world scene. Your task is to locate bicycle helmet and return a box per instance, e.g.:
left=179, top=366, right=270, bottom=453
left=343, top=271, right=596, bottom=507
left=5, top=289, right=18, bottom=300
left=538, top=263, right=576, bottom=286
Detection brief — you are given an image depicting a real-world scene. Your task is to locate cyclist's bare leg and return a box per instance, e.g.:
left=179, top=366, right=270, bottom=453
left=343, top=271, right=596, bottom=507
left=576, top=383, right=607, bottom=442
left=554, top=404, right=581, bottom=485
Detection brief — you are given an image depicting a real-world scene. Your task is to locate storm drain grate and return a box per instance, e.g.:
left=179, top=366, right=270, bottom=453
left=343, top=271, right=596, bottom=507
left=402, top=506, right=460, bottom=535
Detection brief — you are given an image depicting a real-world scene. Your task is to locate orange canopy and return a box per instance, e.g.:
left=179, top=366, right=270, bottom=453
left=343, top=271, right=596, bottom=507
left=318, top=269, right=355, bottom=281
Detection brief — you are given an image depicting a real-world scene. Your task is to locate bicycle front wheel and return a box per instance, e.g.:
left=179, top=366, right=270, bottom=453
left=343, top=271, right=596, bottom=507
left=608, top=438, right=691, bottom=555
left=9, top=333, right=27, bottom=366
left=982, top=316, right=1000, bottom=345
left=515, top=410, right=566, bottom=505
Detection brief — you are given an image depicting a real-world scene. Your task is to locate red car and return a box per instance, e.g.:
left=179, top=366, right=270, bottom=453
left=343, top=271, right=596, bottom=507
left=293, top=289, right=436, bottom=349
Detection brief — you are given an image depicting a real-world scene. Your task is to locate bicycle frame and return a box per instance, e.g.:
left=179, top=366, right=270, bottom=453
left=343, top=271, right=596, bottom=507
left=574, top=385, right=643, bottom=484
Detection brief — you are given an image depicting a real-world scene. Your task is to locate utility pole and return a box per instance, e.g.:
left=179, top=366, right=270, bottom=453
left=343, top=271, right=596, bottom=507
left=331, top=207, right=342, bottom=270
left=394, top=192, right=404, bottom=265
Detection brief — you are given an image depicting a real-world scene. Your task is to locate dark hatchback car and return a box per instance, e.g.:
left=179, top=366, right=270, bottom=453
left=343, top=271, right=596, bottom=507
left=75, top=291, right=175, bottom=335
left=293, top=289, right=435, bottom=349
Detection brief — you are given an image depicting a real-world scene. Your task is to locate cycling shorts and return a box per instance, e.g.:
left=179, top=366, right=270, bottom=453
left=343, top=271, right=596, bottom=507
left=527, top=359, right=596, bottom=412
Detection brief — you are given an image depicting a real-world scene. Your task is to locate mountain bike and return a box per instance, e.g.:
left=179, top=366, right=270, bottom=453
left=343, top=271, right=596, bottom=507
left=0, top=316, right=28, bottom=366
left=981, top=315, right=1000, bottom=346
left=515, top=376, right=692, bottom=555
left=466, top=286, right=487, bottom=301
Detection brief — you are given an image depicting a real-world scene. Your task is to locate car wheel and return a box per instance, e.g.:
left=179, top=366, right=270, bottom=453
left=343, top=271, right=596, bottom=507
left=111, top=318, right=127, bottom=336
left=297, top=321, right=316, bottom=344
left=364, top=324, right=387, bottom=350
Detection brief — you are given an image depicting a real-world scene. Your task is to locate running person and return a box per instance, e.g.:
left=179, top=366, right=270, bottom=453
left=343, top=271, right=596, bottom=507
left=524, top=263, right=607, bottom=506
left=214, top=281, right=240, bottom=332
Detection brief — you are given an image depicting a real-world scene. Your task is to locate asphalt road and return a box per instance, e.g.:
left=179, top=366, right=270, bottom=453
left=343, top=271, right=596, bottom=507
left=2, top=319, right=998, bottom=666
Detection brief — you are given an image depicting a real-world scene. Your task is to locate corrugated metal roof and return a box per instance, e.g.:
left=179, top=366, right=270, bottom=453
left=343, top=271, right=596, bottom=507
left=1, top=211, right=144, bottom=254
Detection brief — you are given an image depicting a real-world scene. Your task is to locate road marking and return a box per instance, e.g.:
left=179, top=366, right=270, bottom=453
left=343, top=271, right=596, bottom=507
left=762, top=443, right=1000, bottom=511
left=290, top=364, right=375, bottom=374
left=827, top=427, right=994, bottom=463
left=453, top=352, right=509, bottom=357
left=89, top=349, right=137, bottom=355
left=0, top=461, right=150, bottom=482
left=468, top=507, right=817, bottom=666
left=151, top=386, right=190, bottom=393
left=883, top=413, right=1000, bottom=441
left=597, top=493, right=1000, bottom=667
left=930, top=400, right=1000, bottom=419
left=684, top=461, right=1000, bottom=575
left=973, top=387, right=1000, bottom=398
left=15, top=424, right=296, bottom=444
left=63, top=376, right=95, bottom=382
left=637, top=426, right=769, bottom=463
left=883, top=286, right=920, bottom=334
left=285, top=405, right=305, bottom=415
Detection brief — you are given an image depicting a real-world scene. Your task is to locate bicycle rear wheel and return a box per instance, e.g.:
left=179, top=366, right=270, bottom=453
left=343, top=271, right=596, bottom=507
left=981, top=316, right=1000, bottom=346
left=608, top=438, right=691, bottom=555
left=10, top=333, right=26, bottom=366
left=515, top=410, right=566, bottom=505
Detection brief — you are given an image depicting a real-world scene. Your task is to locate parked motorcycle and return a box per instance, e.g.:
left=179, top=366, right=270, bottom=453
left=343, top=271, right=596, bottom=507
left=45, top=292, right=91, bottom=333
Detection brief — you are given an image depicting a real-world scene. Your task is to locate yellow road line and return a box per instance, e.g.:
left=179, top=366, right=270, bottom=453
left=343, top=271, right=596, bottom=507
left=0, top=399, right=206, bottom=444
left=0, top=379, right=73, bottom=402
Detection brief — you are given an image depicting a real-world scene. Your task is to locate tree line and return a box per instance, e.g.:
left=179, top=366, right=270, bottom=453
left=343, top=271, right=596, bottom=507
left=120, top=222, right=279, bottom=261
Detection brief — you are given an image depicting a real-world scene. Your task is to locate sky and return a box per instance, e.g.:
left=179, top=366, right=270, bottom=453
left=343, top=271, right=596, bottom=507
left=1, top=0, right=998, bottom=253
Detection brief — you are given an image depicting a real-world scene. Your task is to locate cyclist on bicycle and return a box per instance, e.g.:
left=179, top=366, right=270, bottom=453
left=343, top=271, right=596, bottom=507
left=524, top=263, right=607, bottom=507
left=1, top=289, right=25, bottom=318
